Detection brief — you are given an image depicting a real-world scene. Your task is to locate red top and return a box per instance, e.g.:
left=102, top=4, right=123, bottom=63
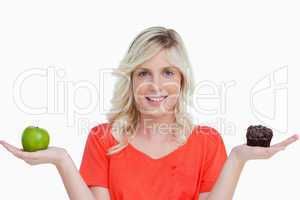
left=79, top=123, right=227, bottom=200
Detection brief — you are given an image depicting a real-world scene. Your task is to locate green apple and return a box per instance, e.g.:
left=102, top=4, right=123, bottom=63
left=22, top=126, right=50, bottom=152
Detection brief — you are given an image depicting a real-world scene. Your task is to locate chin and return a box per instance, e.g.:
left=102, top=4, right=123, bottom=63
left=140, top=107, right=175, bottom=118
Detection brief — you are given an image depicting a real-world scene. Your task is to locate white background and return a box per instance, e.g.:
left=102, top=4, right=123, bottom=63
left=0, top=0, right=299, bottom=199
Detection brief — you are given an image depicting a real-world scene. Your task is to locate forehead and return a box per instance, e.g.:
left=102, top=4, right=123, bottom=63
left=135, top=50, right=179, bottom=71
left=135, top=65, right=177, bottom=72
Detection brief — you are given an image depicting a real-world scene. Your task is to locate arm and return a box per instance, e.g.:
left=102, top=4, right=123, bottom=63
left=207, top=134, right=298, bottom=200
left=206, top=149, right=245, bottom=200
left=55, top=151, right=97, bottom=200
left=199, top=192, right=210, bottom=200
left=90, top=187, right=111, bottom=200
left=0, top=141, right=110, bottom=200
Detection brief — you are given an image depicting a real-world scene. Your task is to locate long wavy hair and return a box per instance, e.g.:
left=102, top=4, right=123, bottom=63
left=106, top=26, right=196, bottom=155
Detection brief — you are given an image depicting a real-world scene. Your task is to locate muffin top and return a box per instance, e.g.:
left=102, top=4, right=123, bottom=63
left=246, top=125, right=273, bottom=140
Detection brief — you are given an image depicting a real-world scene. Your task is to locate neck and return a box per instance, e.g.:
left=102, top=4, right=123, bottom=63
left=135, top=113, right=178, bottom=142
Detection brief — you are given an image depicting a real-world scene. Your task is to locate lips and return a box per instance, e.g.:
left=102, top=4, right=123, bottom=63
left=145, top=95, right=168, bottom=102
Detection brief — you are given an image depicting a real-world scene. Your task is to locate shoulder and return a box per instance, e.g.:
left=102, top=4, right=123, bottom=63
left=192, top=124, right=227, bottom=161
left=193, top=125, right=222, bottom=138
left=86, top=122, right=116, bottom=149
left=192, top=125, right=225, bottom=148
left=89, top=122, right=112, bottom=137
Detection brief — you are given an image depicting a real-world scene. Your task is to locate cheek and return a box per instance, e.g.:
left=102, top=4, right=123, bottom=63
left=132, top=81, right=147, bottom=104
left=164, top=80, right=181, bottom=105
left=164, top=80, right=181, bottom=95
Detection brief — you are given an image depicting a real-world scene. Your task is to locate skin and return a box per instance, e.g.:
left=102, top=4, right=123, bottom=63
left=0, top=49, right=299, bottom=200
left=130, top=50, right=183, bottom=153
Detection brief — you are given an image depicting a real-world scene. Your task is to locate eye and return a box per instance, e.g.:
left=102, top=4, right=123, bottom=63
left=164, top=70, right=175, bottom=77
left=137, top=71, right=149, bottom=77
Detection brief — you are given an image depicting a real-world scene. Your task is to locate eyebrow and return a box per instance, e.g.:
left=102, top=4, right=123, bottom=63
left=136, top=66, right=177, bottom=71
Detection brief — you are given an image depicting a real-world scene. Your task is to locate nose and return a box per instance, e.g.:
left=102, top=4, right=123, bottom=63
left=148, top=74, right=164, bottom=93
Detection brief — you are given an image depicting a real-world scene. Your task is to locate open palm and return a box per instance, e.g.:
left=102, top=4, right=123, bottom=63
left=232, top=134, right=299, bottom=162
left=1, top=134, right=298, bottom=165
left=0, top=140, right=66, bottom=166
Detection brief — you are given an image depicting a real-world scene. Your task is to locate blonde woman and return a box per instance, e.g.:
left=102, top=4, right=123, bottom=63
left=1, top=26, right=298, bottom=200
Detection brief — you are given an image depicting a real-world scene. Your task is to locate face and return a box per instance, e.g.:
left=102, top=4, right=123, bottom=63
left=132, top=50, right=182, bottom=118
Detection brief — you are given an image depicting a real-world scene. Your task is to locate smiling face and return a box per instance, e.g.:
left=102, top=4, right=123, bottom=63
left=132, top=50, right=182, bottom=118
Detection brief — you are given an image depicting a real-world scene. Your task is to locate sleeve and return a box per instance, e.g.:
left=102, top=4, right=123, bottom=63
left=199, top=128, right=227, bottom=193
left=79, top=126, right=109, bottom=188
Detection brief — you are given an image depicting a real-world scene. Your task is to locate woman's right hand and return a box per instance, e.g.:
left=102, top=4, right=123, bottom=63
left=0, top=140, right=68, bottom=166
left=1, top=140, right=100, bottom=200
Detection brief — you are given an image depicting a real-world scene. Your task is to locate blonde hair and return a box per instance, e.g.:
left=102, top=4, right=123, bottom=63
left=106, top=26, right=196, bottom=155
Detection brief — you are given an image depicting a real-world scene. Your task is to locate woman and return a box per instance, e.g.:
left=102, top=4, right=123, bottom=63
left=0, top=26, right=298, bottom=200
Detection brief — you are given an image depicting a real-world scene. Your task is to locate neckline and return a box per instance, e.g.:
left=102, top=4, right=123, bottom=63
left=127, top=131, right=195, bottom=162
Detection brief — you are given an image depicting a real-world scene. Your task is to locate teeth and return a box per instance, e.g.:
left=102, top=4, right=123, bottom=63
left=146, top=96, right=167, bottom=102
left=149, top=97, right=163, bottom=101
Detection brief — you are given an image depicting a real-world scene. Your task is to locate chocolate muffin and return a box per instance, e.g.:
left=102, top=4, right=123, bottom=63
left=246, top=125, right=273, bottom=147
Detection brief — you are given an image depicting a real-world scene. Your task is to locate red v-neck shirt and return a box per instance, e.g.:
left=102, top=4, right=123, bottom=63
left=79, top=123, right=227, bottom=200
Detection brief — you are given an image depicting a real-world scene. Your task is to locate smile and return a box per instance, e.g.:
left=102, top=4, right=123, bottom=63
left=145, top=96, right=168, bottom=102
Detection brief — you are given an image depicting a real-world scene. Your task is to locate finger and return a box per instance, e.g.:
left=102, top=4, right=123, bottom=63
left=1, top=141, right=37, bottom=160
left=1, top=141, right=21, bottom=154
left=3, top=145, right=26, bottom=159
left=264, top=146, right=286, bottom=159
left=271, top=134, right=299, bottom=148
left=0, top=140, right=8, bottom=146
left=24, top=159, right=39, bottom=166
left=251, top=146, right=285, bottom=159
left=269, top=146, right=286, bottom=155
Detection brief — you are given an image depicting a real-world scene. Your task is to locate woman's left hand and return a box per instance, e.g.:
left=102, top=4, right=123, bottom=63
left=231, top=134, right=299, bottom=163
